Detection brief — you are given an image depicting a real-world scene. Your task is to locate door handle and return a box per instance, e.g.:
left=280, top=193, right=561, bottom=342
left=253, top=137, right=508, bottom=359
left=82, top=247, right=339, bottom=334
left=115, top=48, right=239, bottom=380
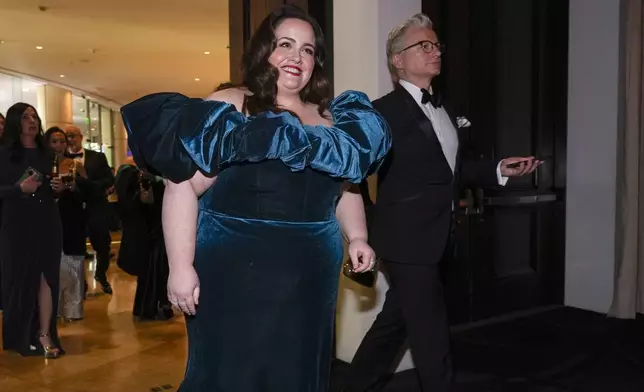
left=459, top=189, right=485, bottom=217
left=474, top=188, right=485, bottom=216
left=458, top=189, right=479, bottom=216
left=483, top=193, right=558, bottom=206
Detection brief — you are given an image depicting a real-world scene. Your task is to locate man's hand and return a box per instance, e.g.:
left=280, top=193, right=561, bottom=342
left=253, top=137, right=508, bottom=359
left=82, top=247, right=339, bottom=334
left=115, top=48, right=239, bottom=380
left=499, top=157, right=542, bottom=177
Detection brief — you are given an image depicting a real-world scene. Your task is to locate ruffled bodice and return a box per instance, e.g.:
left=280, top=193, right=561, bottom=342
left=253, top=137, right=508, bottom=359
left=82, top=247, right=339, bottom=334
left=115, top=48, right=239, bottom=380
left=120, top=90, right=391, bottom=184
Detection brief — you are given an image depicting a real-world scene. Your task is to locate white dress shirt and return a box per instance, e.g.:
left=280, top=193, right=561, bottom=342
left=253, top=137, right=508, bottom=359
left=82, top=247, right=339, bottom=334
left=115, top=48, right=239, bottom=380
left=398, top=80, right=508, bottom=186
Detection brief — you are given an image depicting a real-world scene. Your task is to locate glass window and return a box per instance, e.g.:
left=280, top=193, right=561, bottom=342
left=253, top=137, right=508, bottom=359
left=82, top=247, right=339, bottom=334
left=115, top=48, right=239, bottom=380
left=100, top=106, right=114, bottom=167
left=20, top=79, right=41, bottom=112
left=0, top=73, right=14, bottom=115
left=88, top=101, right=101, bottom=151
left=0, top=73, right=43, bottom=116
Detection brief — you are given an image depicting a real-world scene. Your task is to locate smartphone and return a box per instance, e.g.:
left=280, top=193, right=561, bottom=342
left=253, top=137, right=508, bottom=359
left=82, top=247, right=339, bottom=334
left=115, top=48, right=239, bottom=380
left=506, top=155, right=552, bottom=169
left=17, top=167, right=43, bottom=183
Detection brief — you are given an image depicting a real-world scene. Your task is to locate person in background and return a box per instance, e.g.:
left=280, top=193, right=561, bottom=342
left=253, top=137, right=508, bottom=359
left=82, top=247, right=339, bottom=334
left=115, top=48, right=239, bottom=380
left=64, top=125, right=114, bottom=294
left=45, top=126, right=88, bottom=321
left=115, top=158, right=173, bottom=320
left=0, top=103, right=63, bottom=358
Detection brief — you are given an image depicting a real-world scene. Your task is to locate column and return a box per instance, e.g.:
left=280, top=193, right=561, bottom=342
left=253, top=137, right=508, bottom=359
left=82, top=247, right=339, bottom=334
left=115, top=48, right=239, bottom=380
left=565, top=0, right=621, bottom=313
left=37, top=85, right=73, bottom=130
left=112, top=114, right=128, bottom=168
left=333, top=0, right=421, bottom=371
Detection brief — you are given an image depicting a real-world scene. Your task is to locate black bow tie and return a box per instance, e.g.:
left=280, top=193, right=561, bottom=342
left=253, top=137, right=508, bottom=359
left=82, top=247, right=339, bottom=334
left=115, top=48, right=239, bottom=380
left=68, top=152, right=83, bottom=159
left=421, top=88, right=442, bottom=108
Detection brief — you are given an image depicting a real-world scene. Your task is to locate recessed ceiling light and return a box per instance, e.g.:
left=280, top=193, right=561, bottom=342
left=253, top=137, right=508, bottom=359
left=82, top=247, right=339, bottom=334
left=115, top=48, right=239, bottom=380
left=59, top=74, right=65, bottom=78
left=0, top=40, right=5, bottom=44
left=22, top=88, right=29, bottom=92
left=194, top=78, right=200, bottom=81
left=36, top=46, right=43, bottom=50
left=204, top=51, right=210, bottom=55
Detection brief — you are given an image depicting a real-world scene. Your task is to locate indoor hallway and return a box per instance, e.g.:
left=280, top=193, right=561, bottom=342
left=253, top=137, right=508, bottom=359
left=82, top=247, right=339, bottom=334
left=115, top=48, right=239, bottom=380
left=0, top=240, right=187, bottom=392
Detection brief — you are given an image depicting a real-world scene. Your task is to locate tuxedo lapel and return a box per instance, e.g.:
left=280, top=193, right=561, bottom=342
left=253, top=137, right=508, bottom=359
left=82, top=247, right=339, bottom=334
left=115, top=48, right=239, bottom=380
left=395, top=86, right=453, bottom=176
left=395, top=87, right=441, bottom=147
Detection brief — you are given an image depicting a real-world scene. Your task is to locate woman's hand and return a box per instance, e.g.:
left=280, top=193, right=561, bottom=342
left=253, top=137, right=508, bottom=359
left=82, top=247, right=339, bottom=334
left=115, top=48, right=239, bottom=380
left=19, top=173, right=41, bottom=193
left=74, top=160, right=88, bottom=178
left=50, top=177, right=64, bottom=193
left=348, top=238, right=377, bottom=273
left=167, top=266, right=200, bottom=315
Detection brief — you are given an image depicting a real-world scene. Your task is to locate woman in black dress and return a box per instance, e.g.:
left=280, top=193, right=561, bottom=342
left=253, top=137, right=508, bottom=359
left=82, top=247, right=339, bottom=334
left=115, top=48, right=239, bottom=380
left=45, top=127, right=88, bottom=321
left=0, top=103, right=63, bottom=358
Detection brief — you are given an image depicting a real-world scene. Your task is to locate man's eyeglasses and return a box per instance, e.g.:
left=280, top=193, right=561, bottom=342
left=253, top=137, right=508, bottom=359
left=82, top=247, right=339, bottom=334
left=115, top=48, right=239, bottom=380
left=400, top=40, right=445, bottom=54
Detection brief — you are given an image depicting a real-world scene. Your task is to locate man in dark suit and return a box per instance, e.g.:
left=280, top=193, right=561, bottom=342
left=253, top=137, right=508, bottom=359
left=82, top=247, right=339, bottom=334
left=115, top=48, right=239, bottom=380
left=65, top=125, right=114, bottom=294
left=345, top=13, right=540, bottom=392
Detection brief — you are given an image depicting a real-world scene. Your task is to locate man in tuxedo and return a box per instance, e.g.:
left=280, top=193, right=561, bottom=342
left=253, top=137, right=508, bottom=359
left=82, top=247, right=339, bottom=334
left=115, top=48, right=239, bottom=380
left=65, top=125, right=114, bottom=294
left=345, top=13, right=540, bottom=392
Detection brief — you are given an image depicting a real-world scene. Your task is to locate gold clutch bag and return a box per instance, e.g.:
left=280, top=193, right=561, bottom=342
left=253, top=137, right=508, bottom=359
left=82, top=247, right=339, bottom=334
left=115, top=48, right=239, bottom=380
left=342, top=258, right=378, bottom=288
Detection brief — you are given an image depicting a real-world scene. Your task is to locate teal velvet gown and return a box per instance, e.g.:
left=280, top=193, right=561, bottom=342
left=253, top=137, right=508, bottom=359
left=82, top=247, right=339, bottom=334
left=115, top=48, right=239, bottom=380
left=121, top=90, right=391, bottom=392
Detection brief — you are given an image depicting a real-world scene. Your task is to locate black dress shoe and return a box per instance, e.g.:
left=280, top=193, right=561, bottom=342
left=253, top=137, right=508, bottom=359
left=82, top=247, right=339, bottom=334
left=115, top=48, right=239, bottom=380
left=95, top=277, right=113, bottom=294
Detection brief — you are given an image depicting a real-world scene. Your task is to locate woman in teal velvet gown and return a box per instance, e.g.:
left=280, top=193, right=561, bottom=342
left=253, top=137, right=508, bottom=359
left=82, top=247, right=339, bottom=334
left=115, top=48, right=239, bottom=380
left=121, top=5, right=391, bottom=392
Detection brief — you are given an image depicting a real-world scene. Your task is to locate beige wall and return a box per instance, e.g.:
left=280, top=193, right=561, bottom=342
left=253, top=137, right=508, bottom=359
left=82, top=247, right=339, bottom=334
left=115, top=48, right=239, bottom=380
left=112, top=114, right=128, bottom=168
left=333, top=0, right=422, bottom=371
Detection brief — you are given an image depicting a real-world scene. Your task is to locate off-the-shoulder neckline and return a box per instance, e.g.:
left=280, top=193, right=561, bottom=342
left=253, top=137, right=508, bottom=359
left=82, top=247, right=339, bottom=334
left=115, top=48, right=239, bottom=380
left=207, top=90, right=368, bottom=130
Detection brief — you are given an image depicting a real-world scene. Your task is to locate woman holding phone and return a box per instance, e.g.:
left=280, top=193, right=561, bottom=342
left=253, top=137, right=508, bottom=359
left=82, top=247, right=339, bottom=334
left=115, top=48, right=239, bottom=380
left=0, top=103, right=63, bottom=358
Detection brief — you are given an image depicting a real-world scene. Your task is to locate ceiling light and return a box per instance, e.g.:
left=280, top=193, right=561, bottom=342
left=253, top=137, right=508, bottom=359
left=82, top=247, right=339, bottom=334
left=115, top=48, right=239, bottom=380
left=22, top=88, right=29, bottom=92
left=0, top=40, right=5, bottom=44
left=194, top=78, right=200, bottom=81
left=59, top=74, right=65, bottom=78
left=204, top=51, right=210, bottom=55
left=36, top=46, right=43, bottom=50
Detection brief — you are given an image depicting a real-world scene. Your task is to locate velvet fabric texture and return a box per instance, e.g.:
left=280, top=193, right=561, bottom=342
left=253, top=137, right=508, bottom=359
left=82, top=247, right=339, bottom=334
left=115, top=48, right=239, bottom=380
left=121, top=90, right=391, bottom=391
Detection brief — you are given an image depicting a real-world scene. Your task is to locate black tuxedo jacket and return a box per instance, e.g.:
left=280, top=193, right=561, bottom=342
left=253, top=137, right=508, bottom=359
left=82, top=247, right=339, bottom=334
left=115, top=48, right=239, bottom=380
left=76, top=149, right=114, bottom=208
left=367, top=85, right=498, bottom=265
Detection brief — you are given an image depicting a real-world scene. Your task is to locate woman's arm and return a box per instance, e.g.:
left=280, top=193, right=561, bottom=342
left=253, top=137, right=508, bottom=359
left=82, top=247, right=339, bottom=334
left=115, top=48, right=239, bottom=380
left=335, top=183, right=375, bottom=273
left=0, top=151, right=38, bottom=198
left=164, top=87, right=240, bottom=270
left=163, top=170, right=215, bottom=315
left=0, top=175, right=40, bottom=199
left=0, top=184, right=23, bottom=199
left=335, top=183, right=368, bottom=243
left=163, top=171, right=215, bottom=270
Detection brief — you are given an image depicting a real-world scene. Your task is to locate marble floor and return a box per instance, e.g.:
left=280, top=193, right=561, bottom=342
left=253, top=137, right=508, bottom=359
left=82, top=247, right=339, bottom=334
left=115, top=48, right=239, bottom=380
left=0, top=241, right=187, bottom=392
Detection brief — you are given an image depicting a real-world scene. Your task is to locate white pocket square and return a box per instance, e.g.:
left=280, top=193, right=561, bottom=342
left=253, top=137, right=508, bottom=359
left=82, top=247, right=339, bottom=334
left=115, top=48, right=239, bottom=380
left=456, top=116, right=471, bottom=128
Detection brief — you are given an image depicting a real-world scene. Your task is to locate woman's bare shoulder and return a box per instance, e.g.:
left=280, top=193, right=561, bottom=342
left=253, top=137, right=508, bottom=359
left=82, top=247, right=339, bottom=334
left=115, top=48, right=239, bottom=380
left=204, top=86, right=253, bottom=112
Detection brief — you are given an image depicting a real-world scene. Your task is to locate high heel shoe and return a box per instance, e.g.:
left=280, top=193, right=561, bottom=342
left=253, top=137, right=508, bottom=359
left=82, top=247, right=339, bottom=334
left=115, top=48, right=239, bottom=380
left=38, top=333, right=61, bottom=359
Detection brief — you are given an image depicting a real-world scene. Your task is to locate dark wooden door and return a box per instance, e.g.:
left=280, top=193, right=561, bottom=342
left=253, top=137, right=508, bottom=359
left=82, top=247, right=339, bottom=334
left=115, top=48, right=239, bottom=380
left=424, top=0, right=569, bottom=324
